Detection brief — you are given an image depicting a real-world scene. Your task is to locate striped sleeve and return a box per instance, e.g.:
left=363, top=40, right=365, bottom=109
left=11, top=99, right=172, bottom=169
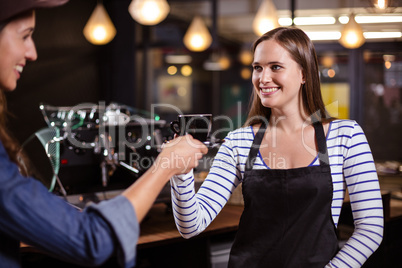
left=326, top=121, right=349, bottom=228
left=328, top=121, right=384, bottom=268
left=170, top=128, right=251, bottom=238
left=171, top=120, right=383, bottom=267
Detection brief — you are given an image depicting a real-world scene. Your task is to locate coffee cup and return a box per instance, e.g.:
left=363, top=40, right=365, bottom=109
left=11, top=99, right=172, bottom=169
left=170, top=114, right=212, bottom=142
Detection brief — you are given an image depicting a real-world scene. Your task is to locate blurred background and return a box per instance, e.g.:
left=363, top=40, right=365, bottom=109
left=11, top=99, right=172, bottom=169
left=7, top=0, right=402, bottom=161
left=10, top=0, right=401, bottom=267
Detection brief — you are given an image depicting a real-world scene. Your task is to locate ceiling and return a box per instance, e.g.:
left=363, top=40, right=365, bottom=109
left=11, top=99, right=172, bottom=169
left=168, top=0, right=402, bottom=44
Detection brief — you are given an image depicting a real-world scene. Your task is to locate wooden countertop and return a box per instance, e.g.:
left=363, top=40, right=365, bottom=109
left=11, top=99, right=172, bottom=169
left=20, top=203, right=243, bottom=252
left=138, top=203, right=243, bottom=248
left=21, top=191, right=402, bottom=250
left=140, top=191, right=402, bottom=248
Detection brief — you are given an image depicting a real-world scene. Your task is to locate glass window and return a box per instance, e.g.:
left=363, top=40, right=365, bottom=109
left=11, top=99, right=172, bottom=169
left=318, top=52, right=350, bottom=119
left=363, top=50, right=402, bottom=161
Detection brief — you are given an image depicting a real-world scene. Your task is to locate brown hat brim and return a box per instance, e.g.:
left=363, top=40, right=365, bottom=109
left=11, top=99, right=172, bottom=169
left=0, top=0, right=69, bottom=23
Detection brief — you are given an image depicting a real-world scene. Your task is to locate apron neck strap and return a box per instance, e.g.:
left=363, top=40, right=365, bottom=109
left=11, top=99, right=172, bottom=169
left=246, top=121, right=267, bottom=171
left=245, top=120, right=329, bottom=171
left=312, top=121, right=330, bottom=166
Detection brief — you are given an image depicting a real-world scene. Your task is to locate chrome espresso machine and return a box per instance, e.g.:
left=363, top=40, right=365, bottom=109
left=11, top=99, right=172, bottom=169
left=24, top=102, right=171, bottom=207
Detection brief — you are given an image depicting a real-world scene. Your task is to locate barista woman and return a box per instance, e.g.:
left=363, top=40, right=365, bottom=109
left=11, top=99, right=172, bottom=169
left=170, top=27, right=383, bottom=267
left=0, top=1, right=207, bottom=267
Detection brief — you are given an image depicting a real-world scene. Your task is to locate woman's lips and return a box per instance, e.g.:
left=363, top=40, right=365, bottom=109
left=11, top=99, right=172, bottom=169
left=15, top=65, right=23, bottom=73
left=260, top=87, right=280, bottom=95
left=14, top=65, right=23, bottom=79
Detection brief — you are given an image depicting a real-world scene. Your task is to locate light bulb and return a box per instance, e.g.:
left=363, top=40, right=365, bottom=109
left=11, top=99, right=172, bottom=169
left=339, top=13, right=365, bottom=49
left=239, top=49, right=253, bottom=66
left=218, top=55, right=231, bottom=70
left=384, top=61, right=391, bottom=69
left=374, top=0, right=388, bottom=9
left=129, top=0, right=170, bottom=25
left=240, top=67, right=252, bottom=80
left=181, top=65, right=193, bottom=76
left=83, top=3, right=116, bottom=45
left=183, top=16, right=212, bottom=52
left=93, top=26, right=107, bottom=41
left=252, top=0, right=279, bottom=36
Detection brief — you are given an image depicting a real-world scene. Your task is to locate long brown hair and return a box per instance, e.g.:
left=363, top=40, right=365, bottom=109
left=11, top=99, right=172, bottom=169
left=0, top=92, right=30, bottom=176
left=0, top=20, right=30, bottom=176
left=244, top=27, right=331, bottom=126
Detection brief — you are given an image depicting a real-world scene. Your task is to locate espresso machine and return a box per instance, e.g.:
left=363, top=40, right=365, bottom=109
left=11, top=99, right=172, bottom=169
left=27, top=102, right=171, bottom=206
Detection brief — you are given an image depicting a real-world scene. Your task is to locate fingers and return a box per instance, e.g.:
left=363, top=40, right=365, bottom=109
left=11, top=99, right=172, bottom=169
left=154, top=135, right=208, bottom=175
left=182, top=158, right=200, bottom=174
left=168, top=135, right=208, bottom=153
left=182, top=135, right=208, bottom=154
left=196, top=141, right=208, bottom=155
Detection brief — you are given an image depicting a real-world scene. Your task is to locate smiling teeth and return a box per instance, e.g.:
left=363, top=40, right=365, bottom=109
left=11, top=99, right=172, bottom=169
left=261, top=87, right=278, bottom=93
left=15, top=66, right=23, bottom=73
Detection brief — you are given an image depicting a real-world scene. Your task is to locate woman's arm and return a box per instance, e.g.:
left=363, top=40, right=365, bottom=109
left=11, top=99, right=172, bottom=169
left=0, top=135, right=207, bottom=267
left=171, top=129, right=251, bottom=238
left=328, top=122, right=384, bottom=267
left=123, top=135, right=207, bottom=222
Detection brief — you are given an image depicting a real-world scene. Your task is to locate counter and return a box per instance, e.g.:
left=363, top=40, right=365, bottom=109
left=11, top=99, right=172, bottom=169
left=20, top=185, right=402, bottom=267
left=138, top=203, right=242, bottom=248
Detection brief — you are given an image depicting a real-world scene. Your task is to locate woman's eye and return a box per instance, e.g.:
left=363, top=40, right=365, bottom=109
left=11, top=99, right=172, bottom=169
left=272, top=65, right=281, bottom=70
left=23, top=33, right=32, bottom=41
left=253, top=66, right=262, bottom=71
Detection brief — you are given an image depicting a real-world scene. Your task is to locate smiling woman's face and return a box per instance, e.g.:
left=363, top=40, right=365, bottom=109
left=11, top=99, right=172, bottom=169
left=0, top=11, right=37, bottom=92
left=252, top=39, right=304, bottom=114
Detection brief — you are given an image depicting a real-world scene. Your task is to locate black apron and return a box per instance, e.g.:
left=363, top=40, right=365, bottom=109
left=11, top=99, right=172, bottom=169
left=228, top=121, right=338, bottom=268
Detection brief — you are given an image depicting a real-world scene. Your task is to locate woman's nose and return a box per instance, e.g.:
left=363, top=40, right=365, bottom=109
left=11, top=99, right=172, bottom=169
left=260, top=69, right=272, bottom=83
left=26, top=39, right=38, bottom=61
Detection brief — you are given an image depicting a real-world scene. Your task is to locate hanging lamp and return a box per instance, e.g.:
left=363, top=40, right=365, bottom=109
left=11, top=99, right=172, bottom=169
left=83, top=1, right=116, bottom=45
left=252, top=0, right=279, bottom=36
left=239, top=47, right=253, bottom=66
left=374, top=0, right=388, bottom=10
left=183, top=16, right=212, bottom=52
left=128, top=0, right=170, bottom=25
left=339, top=13, right=365, bottom=49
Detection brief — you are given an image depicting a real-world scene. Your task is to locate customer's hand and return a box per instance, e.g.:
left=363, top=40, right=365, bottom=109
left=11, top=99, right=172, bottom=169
left=122, top=135, right=207, bottom=222
left=154, top=135, right=208, bottom=176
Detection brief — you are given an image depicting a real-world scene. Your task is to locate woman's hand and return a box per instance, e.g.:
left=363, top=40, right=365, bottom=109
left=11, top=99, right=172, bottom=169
left=154, top=135, right=208, bottom=176
left=122, top=135, right=207, bottom=222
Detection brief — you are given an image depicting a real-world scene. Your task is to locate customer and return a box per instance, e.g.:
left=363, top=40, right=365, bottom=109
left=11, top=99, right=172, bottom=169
left=0, top=1, right=208, bottom=267
left=171, top=27, right=384, bottom=267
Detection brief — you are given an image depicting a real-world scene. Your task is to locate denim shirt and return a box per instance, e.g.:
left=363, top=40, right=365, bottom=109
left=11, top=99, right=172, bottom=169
left=0, top=141, right=138, bottom=267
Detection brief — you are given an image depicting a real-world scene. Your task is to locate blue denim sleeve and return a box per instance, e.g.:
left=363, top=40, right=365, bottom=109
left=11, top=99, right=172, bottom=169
left=0, top=142, right=138, bottom=267
left=88, top=196, right=139, bottom=267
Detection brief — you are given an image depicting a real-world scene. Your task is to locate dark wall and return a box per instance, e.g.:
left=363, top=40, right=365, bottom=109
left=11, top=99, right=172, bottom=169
left=6, top=0, right=136, bottom=144
left=5, top=0, right=246, bottom=147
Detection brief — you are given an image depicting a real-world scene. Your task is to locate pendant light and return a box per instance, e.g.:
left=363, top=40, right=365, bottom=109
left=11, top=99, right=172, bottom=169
left=183, top=16, right=212, bottom=52
left=83, top=1, right=116, bottom=45
left=128, top=0, right=170, bottom=25
left=239, top=47, right=253, bottom=66
left=339, top=13, right=365, bottom=49
left=374, top=0, right=388, bottom=9
left=253, top=0, right=279, bottom=36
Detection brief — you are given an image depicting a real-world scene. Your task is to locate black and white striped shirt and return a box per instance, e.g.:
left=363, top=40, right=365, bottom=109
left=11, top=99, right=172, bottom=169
left=171, top=119, right=383, bottom=267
